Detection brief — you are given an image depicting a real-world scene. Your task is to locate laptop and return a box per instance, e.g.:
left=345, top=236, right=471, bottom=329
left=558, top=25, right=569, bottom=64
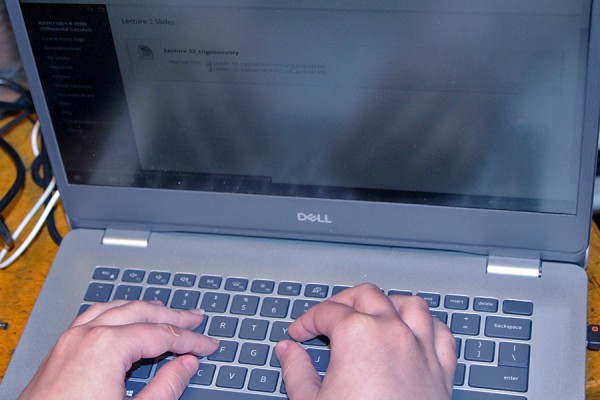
left=2, top=0, right=599, bottom=398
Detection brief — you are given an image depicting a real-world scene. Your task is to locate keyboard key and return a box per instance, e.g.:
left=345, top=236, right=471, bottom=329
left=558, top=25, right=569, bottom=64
left=200, top=292, right=230, bottom=313
left=125, top=380, right=145, bottom=398
left=302, top=335, right=330, bottom=347
left=93, top=266, right=119, bottom=281
left=454, top=363, right=466, bottom=386
left=430, top=310, right=448, bottom=324
left=142, top=287, right=171, bottom=305
left=127, top=359, right=154, bottom=379
left=199, top=275, right=222, bottom=289
left=113, top=285, right=142, bottom=301
left=464, top=339, right=495, bottom=362
left=208, top=340, right=239, bottom=362
left=452, top=390, right=527, bottom=400
left=455, top=337, right=462, bottom=358
left=84, top=283, right=113, bottom=302
left=181, top=387, right=291, bottom=399
left=278, top=281, right=302, bottom=296
left=291, top=299, right=320, bottom=319
left=388, top=290, right=412, bottom=296
left=122, top=269, right=145, bottom=283
left=173, top=273, right=197, bottom=287
left=251, top=280, right=275, bottom=294
left=498, top=342, right=530, bottom=368
left=248, top=369, right=280, bottom=393
left=485, top=316, right=531, bottom=340
left=208, top=316, right=239, bottom=338
left=239, top=342, right=270, bottom=365
left=225, top=277, right=249, bottom=292
left=148, top=271, right=170, bottom=285
left=216, top=365, right=247, bottom=389
left=473, top=297, right=498, bottom=313
left=193, top=315, right=209, bottom=334
left=417, top=292, right=440, bottom=307
left=260, top=297, right=290, bottom=318
left=305, top=284, right=329, bottom=298
left=230, top=295, right=260, bottom=315
left=332, top=285, right=351, bottom=295
left=445, top=295, right=469, bottom=310
left=469, top=365, right=528, bottom=392
left=171, top=290, right=200, bottom=310
left=307, top=348, right=330, bottom=372
left=503, top=300, right=533, bottom=316
left=190, top=363, right=216, bottom=386
left=239, top=318, right=269, bottom=341
left=450, top=313, right=481, bottom=336
left=270, top=321, right=292, bottom=342
left=77, top=304, right=91, bottom=315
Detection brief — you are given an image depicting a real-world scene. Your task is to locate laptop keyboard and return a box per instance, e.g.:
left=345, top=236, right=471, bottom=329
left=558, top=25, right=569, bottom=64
left=82, top=266, right=533, bottom=400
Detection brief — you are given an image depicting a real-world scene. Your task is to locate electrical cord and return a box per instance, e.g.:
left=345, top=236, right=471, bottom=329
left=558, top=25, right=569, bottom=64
left=0, top=81, right=63, bottom=266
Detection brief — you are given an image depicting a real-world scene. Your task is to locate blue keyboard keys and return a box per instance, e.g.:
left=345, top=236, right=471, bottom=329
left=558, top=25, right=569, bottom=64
left=142, top=287, right=171, bottom=305
left=230, top=295, right=260, bottom=316
left=251, top=280, right=275, bottom=294
left=208, top=316, right=239, bottom=338
left=260, top=297, right=290, bottom=318
left=173, top=273, right=196, bottom=287
left=113, top=285, right=142, bottom=301
left=503, top=300, right=533, bottom=316
left=147, top=271, right=170, bottom=285
left=248, top=369, right=280, bottom=393
left=85, top=267, right=537, bottom=399
left=216, top=365, right=247, bottom=389
left=93, top=266, right=119, bottom=281
left=225, top=278, right=249, bottom=292
left=305, top=284, right=329, bottom=298
left=201, top=292, right=230, bottom=313
left=199, top=275, right=222, bottom=289
left=122, top=269, right=145, bottom=283
left=277, top=281, right=301, bottom=296
left=84, top=282, right=113, bottom=302
left=239, top=342, right=270, bottom=366
left=191, top=363, right=216, bottom=386
left=171, top=290, right=200, bottom=310
left=451, top=313, right=481, bottom=336
left=239, top=318, right=269, bottom=341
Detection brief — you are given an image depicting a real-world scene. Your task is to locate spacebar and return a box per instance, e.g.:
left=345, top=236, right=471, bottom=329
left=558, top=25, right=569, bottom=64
left=180, top=387, right=285, bottom=400
left=453, top=389, right=527, bottom=400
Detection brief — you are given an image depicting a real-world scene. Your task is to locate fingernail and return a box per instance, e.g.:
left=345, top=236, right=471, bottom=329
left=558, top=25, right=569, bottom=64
left=188, top=308, right=204, bottom=316
left=276, top=341, right=289, bottom=355
left=210, top=337, right=220, bottom=345
left=182, top=356, right=199, bottom=375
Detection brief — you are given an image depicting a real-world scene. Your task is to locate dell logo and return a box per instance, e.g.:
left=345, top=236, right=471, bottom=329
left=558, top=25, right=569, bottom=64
left=297, top=212, right=333, bottom=224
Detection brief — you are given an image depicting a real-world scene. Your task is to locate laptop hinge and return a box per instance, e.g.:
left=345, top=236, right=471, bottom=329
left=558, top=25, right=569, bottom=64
left=486, top=255, right=541, bottom=278
left=101, top=229, right=149, bottom=248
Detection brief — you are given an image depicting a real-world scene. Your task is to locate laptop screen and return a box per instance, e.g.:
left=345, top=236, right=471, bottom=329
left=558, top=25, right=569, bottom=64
left=18, top=0, right=590, bottom=215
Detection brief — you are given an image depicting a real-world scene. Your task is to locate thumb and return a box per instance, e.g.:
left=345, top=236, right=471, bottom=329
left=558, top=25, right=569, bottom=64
left=276, top=341, right=321, bottom=399
left=134, top=355, right=198, bottom=400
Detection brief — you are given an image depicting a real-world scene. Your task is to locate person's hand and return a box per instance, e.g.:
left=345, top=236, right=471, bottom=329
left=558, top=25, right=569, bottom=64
left=19, top=300, right=219, bottom=400
left=276, top=283, right=456, bottom=400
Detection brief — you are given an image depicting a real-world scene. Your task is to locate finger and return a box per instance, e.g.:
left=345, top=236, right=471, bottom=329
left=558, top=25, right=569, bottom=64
left=329, top=283, right=398, bottom=317
left=276, top=341, right=321, bottom=399
left=71, top=300, right=132, bottom=326
left=81, top=301, right=205, bottom=331
left=432, top=318, right=457, bottom=386
left=102, top=323, right=219, bottom=367
left=388, top=295, right=435, bottom=342
left=288, top=300, right=356, bottom=342
left=134, top=355, right=198, bottom=400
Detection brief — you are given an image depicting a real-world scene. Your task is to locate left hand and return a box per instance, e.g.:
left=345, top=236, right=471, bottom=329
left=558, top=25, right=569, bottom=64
left=19, top=300, right=219, bottom=400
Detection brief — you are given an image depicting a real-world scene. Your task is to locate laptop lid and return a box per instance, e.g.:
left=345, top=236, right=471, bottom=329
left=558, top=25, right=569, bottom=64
left=7, top=0, right=600, bottom=264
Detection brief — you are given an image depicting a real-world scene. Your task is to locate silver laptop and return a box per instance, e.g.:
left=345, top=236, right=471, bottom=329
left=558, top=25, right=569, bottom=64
left=3, top=0, right=599, bottom=399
